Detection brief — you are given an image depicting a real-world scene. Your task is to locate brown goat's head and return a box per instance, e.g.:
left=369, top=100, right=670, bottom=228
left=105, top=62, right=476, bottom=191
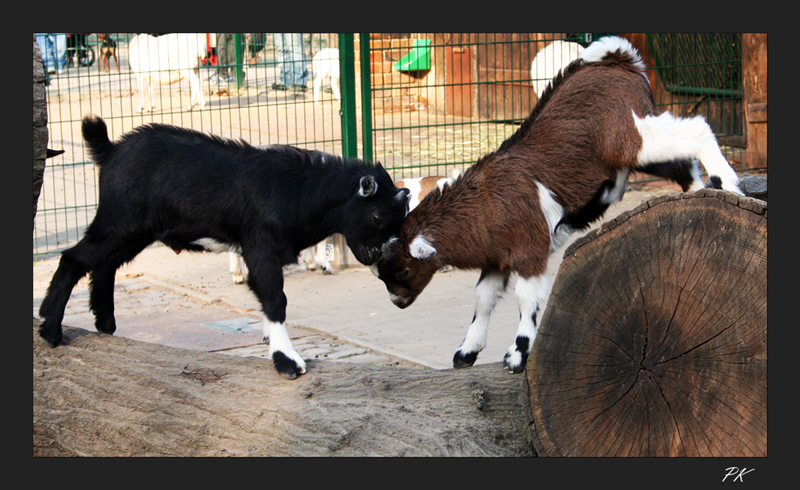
left=370, top=234, right=442, bottom=309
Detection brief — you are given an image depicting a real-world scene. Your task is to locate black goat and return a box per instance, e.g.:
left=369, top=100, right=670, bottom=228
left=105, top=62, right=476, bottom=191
left=38, top=115, right=410, bottom=379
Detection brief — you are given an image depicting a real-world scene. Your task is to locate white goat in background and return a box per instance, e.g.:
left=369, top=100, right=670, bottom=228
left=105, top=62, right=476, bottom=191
left=312, top=48, right=340, bottom=103
left=128, top=33, right=208, bottom=112
left=530, top=40, right=584, bottom=99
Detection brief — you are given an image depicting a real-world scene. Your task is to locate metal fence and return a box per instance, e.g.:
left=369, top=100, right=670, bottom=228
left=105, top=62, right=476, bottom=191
left=34, top=32, right=751, bottom=261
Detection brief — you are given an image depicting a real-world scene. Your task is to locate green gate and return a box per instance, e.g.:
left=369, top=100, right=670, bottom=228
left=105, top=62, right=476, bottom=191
left=34, top=32, right=751, bottom=262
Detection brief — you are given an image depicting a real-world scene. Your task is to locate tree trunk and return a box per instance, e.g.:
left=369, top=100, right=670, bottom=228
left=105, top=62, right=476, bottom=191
left=33, top=34, right=49, bottom=230
left=33, top=318, right=533, bottom=457
left=526, top=189, right=767, bottom=457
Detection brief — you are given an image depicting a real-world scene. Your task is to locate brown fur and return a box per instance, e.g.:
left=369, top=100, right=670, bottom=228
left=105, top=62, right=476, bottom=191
left=394, top=176, right=446, bottom=200
left=375, top=48, right=657, bottom=307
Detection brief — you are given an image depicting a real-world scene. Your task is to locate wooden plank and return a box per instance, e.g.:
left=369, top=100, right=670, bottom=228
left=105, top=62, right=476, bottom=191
left=444, top=45, right=475, bottom=118
left=742, top=33, right=767, bottom=169
left=747, top=102, right=767, bottom=123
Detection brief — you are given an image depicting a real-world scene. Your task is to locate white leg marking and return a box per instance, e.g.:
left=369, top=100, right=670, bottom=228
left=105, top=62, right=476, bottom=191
left=229, top=252, right=245, bottom=284
left=457, top=272, right=507, bottom=357
left=536, top=181, right=575, bottom=253
left=265, top=319, right=306, bottom=374
left=315, top=241, right=333, bottom=273
left=505, top=273, right=552, bottom=372
left=633, top=111, right=742, bottom=194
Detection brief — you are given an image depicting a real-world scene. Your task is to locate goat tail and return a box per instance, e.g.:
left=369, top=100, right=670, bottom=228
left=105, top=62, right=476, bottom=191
left=82, top=114, right=115, bottom=166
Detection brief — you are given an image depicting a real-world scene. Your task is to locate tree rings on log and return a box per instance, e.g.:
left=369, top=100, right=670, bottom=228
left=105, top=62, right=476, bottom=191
left=526, top=189, right=767, bottom=457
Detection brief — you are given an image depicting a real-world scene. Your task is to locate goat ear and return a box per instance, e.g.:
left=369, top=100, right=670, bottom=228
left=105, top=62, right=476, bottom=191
left=358, top=175, right=377, bottom=197
left=396, top=187, right=411, bottom=204
left=409, top=235, right=437, bottom=260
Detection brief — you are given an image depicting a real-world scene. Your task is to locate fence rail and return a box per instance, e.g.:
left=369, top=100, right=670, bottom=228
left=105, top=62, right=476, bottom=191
left=34, top=32, right=752, bottom=261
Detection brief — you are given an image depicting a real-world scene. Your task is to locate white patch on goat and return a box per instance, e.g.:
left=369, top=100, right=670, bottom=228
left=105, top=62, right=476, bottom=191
left=404, top=179, right=423, bottom=209
left=409, top=235, right=437, bottom=260
left=190, top=238, right=240, bottom=253
left=437, top=177, right=455, bottom=191
left=265, top=319, right=307, bottom=375
left=515, top=275, right=548, bottom=341
left=368, top=262, right=381, bottom=278
left=536, top=181, right=573, bottom=253
left=456, top=271, right=508, bottom=357
left=581, top=36, right=648, bottom=85
left=632, top=111, right=742, bottom=194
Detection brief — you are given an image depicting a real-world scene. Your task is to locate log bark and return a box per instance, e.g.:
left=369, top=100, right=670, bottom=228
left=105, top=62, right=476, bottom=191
left=33, top=318, right=533, bottom=457
left=526, top=189, right=767, bottom=457
left=33, top=34, right=49, bottom=230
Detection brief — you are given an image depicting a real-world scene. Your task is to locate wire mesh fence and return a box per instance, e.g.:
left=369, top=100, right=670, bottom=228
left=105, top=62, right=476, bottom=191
left=34, top=32, right=753, bottom=262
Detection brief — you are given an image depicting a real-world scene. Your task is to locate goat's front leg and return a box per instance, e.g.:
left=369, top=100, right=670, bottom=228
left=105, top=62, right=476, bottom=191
left=504, top=273, right=552, bottom=373
left=244, top=252, right=306, bottom=379
left=89, top=264, right=119, bottom=335
left=453, top=270, right=509, bottom=368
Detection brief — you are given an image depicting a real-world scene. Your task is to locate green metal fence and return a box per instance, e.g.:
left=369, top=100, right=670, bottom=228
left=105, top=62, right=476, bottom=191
left=34, top=32, right=752, bottom=262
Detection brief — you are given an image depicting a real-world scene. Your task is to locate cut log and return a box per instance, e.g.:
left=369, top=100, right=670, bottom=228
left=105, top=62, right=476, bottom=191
left=33, top=318, right=532, bottom=457
left=526, top=189, right=767, bottom=457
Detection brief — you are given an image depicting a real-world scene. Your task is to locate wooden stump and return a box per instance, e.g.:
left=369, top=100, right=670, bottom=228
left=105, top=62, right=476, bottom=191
left=526, top=189, right=767, bottom=457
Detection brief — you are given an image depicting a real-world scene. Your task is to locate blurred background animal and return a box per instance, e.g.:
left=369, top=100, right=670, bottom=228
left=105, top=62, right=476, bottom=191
left=98, top=33, right=119, bottom=72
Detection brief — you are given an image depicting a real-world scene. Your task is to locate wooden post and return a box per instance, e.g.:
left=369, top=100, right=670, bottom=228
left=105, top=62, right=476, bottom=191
left=742, top=33, right=767, bottom=169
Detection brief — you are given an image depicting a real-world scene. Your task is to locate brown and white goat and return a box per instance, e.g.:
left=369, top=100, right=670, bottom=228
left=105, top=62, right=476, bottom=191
left=371, top=36, right=743, bottom=374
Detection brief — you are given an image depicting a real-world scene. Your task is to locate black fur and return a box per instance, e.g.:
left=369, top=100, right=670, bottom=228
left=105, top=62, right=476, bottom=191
left=639, top=159, right=698, bottom=191
left=453, top=350, right=479, bottom=368
left=503, top=336, right=530, bottom=373
left=38, top=115, right=410, bottom=379
left=558, top=178, right=616, bottom=232
left=706, top=175, right=723, bottom=189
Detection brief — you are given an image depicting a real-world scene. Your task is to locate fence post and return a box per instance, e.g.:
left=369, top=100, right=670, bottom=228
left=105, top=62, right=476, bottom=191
left=339, top=33, right=358, bottom=160
left=359, top=33, right=373, bottom=163
left=233, top=33, right=244, bottom=89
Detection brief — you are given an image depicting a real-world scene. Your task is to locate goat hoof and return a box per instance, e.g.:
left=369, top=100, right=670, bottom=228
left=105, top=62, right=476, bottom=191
left=38, top=322, right=63, bottom=348
left=272, top=351, right=306, bottom=379
left=453, top=350, right=478, bottom=368
left=502, top=351, right=527, bottom=374
left=95, top=318, right=116, bottom=335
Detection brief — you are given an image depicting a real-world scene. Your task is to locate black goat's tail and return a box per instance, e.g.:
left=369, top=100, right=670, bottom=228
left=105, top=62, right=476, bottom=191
left=82, top=114, right=115, bottom=166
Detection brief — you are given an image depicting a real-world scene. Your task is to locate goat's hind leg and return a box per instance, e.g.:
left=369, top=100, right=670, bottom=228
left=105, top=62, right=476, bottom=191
left=632, top=111, right=742, bottom=195
left=453, top=270, right=509, bottom=368
left=38, top=253, right=89, bottom=347
left=504, top=273, right=552, bottom=373
left=88, top=235, right=150, bottom=335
